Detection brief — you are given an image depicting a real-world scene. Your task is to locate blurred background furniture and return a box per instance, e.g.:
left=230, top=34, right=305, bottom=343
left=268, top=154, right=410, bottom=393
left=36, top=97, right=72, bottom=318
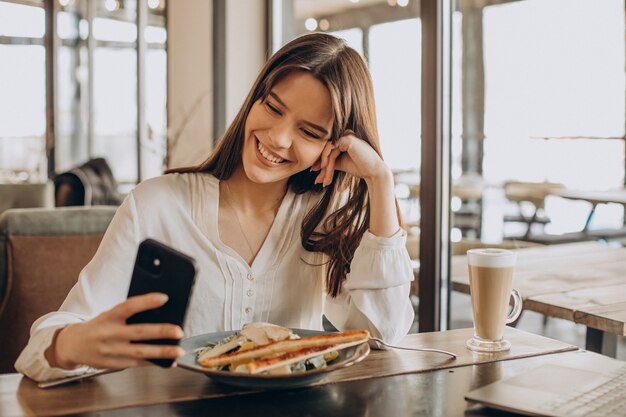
left=503, top=181, right=565, bottom=239
left=556, top=189, right=626, bottom=241
left=452, top=174, right=485, bottom=239
left=0, top=206, right=117, bottom=373
left=395, top=172, right=485, bottom=239
left=0, top=182, right=54, bottom=214
left=54, top=158, right=124, bottom=207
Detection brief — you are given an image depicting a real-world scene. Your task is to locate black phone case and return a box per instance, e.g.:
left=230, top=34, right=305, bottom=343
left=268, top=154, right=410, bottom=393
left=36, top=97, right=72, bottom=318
left=126, top=239, right=197, bottom=367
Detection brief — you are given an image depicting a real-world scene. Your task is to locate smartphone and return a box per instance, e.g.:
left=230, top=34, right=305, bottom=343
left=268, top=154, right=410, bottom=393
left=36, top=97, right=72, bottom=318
left=126, top=238, right=197, bottom=367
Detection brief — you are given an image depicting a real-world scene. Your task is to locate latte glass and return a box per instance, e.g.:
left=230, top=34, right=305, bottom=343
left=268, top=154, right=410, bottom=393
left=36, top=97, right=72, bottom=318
left=466, top=248, right=522, bottom=352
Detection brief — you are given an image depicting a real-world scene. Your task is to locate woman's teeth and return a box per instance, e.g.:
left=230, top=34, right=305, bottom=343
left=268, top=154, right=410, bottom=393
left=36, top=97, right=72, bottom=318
left=257, top=141, right=285, bottom=163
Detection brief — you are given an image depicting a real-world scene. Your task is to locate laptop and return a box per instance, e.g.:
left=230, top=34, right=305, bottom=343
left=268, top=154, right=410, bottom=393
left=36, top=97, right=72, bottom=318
left=465, top=352, right=626, bottom=417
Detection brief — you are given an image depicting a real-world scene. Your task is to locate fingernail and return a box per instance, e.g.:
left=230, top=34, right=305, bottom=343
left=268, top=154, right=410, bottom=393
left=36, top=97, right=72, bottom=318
left=157, top=293, right=169, bottom=303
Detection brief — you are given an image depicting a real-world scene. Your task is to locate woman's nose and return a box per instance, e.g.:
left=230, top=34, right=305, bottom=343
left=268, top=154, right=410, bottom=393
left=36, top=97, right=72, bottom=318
left=268, top=122, right=293, bottom=149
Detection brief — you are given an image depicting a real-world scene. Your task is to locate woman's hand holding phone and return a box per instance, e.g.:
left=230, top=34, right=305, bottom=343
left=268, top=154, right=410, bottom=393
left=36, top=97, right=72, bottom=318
left=46, top=293, right=185, bottom=370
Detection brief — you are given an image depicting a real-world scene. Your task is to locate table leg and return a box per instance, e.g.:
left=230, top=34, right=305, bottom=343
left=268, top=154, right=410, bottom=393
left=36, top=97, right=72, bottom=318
left=582, top=204, right=598, bottom=232
left=523, top=211, right=538, bottom=239
left=585, top=328, right=617, bottom=357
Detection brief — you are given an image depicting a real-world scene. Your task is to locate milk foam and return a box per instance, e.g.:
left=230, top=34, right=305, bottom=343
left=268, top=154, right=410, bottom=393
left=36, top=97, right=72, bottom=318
left=467, top=248, right=517, bottom=268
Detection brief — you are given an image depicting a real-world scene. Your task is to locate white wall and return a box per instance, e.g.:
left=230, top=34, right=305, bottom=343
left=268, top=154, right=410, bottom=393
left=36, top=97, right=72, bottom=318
left=166, top=0, right=213, bottom=168
left=225, top=1, right=267, bottom=126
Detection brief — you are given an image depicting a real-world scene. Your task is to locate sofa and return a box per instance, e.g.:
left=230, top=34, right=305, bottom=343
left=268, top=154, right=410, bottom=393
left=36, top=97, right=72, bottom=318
left=0, top=206, right=117, bottom=373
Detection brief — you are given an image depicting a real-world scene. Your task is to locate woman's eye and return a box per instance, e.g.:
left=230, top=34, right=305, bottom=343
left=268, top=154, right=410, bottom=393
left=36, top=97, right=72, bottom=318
left=265, top=101, right=281, bottom=115
left=302, top=129, right=320, bottom=139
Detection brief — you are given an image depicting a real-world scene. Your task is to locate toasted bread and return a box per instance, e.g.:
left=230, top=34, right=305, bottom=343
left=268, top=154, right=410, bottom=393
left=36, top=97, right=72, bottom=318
left=199, top=329, right=370, bottom=368
left=244, top=339, right=367, bottom=374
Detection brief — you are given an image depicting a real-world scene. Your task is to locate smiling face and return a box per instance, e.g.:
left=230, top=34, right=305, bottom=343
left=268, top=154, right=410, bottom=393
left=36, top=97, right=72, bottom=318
left=241, top=71, right=334, bottom=185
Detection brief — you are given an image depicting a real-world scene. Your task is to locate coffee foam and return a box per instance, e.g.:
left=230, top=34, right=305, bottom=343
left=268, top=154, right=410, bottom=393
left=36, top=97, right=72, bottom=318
left=467, top=248, right=517, bottom=268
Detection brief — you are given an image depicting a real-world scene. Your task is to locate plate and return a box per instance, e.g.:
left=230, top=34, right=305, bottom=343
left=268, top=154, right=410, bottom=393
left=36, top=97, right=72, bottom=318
left=177, top=329, right=370, bottom=390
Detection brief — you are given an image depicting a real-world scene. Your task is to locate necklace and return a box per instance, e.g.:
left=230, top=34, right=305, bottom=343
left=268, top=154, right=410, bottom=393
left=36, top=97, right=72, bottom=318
left=222, top=180, right=285, bottom=262
left=223, top=181, right=256, bottom=261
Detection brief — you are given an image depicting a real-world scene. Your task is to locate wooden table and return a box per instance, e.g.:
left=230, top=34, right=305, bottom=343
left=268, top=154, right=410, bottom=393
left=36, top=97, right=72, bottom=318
left=452, top=241, right=626, bottom=356
left=0, top=328, right=577, bottom=417
left=556, top=189, right=626, bottom=236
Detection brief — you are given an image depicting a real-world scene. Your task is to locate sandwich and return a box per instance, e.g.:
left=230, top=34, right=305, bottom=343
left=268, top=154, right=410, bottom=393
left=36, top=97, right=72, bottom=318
left=196, top=323, right=370, bottom=375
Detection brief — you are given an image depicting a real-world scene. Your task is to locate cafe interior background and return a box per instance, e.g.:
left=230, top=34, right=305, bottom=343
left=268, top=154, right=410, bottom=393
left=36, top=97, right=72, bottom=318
left=0, top=0, right=624, bottom=373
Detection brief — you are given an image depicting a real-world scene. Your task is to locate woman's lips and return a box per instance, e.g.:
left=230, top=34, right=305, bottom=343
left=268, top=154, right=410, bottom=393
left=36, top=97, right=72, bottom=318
left=255, top=138, right=289, bottom=167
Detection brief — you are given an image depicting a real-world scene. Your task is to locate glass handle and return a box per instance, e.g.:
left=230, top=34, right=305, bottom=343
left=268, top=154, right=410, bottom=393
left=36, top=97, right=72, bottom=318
left=505, top=288, right=523, bottom=324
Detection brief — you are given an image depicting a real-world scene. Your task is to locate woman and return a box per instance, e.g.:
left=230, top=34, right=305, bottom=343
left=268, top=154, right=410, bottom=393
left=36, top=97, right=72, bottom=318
left=16, top=33, right=414, bottom=382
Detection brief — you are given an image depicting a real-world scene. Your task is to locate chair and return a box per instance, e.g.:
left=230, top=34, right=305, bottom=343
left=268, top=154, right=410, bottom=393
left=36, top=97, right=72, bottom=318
left=452, top=174, right=485, bottom=239
left=503, top=181, right=565, bottom=239
left=0, top=206, right=116, bottom=373
left=54, top=158, right=124, bottom=206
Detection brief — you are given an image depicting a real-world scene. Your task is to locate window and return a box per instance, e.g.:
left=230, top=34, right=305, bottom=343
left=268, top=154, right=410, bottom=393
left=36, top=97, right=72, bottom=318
left=1, top=0, right=168, bottom=187
left=0, top=1, right=46, bottom=182
left=449, top=0, right=626, bottom=332
left=449, top=0, right=625, bottom=241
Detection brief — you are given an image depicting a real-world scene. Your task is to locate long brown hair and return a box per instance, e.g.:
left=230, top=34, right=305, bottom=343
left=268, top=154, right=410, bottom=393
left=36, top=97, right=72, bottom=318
left=168, top=33, right=388, bottom=297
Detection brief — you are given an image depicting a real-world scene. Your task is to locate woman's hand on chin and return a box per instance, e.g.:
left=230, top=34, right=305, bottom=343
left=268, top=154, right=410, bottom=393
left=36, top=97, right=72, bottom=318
left=311, top=131, right=391, bottom=187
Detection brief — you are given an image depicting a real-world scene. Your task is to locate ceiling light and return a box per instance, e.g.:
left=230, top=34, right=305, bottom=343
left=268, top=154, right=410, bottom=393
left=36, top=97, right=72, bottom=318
left=397, top=0, right=409, bottom=6
left=147, top=0, right=159, bottom=9
left=104, top=0, right=118, bottom=12
left=305, top=18, right=318, bottom=31
left=319, top=19, right=330, bottom=31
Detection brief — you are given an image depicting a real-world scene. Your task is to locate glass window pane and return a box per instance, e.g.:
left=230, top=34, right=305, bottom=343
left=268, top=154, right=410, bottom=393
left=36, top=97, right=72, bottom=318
left=0, top=2, right=44, bottom=38
left=144, top=25, right=166, bottom=44
left=93, top=48, right=137, bottom=183
left=56, top=44, right=89, bottom=172
left=142, top=48, right=167, bottom=179
left=0, top=44, right=46, bottom=181
left=483, top=0, right=624, bottom=140
left=57, top=11, right=79, bottom=40
left=93, top=17, right=137, bottom=42
left=481, top=0, right=625, bottom=235
left=0, top=45, right=46, bottom=137
left=449, top=0, right=626, bottom=337
left=369, top=19, right=421, bottom=172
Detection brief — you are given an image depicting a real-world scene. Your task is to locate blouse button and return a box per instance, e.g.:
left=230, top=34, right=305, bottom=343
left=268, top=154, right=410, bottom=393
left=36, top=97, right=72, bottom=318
left=245, top=307, right=252, bottom=314
left=247, top=289, right=254, bottom=297
left=247, top=273, right=254, bottom=281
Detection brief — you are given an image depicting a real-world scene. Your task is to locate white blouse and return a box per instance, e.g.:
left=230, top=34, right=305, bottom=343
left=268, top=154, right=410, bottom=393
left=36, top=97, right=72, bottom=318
left=15, top=173, right=414, bottom=381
